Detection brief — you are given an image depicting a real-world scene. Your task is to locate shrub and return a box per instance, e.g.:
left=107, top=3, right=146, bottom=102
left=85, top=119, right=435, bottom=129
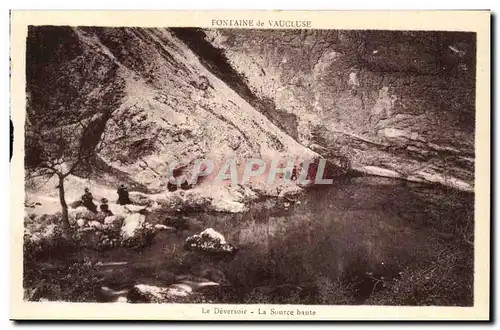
left=72, top=225, right=122, bottom=251
left=24, top=257, right=101, bottom=302
left=24, top=225, right=77, bottom=262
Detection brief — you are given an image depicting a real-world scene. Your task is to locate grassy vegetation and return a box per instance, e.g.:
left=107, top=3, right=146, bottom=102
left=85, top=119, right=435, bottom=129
left=24, top=257, right=101, bottom=302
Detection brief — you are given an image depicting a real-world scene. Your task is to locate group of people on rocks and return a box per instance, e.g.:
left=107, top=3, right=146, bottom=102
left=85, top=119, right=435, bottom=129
left=78, top=164, right=302, bottom=214
left=80, top=184, right=132, bottom=214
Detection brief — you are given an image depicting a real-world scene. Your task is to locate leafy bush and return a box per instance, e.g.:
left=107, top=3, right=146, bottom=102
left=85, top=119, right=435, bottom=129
left=24, top=257, right=101, bottom=302
left=72, top=225, right=123, bottom=251
left=314, top=276, right=358, bottom=305
left=24, top=226, right=77, bottom=262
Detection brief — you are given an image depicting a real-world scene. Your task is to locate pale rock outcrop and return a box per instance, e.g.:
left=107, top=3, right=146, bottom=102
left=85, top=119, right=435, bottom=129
left=201, top=228, right=227, bottom=244
left=211, top=199, right=247, bottom=213
left=101, top=276, right=220, bottom=303
left=121, top=213, right=146, bottom=239
left=76, top=219, right=87, bottom=228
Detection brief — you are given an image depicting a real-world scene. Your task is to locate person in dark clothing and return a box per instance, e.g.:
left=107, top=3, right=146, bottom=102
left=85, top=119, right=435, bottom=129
left=167, top=182, right=178, bottom=192
left=117, top=184, right=131, bottom=205
left=81, top=188, right=97, bottom=213
left=99, top=198, right=113, bottom=216
left=180, top=180, right=192, bottom=190
left=290, top=165, right=299, bottom=181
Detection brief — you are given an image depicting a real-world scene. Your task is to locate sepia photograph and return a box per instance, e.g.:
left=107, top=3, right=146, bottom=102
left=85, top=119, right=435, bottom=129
left=10, top=10, right=490, bottom=320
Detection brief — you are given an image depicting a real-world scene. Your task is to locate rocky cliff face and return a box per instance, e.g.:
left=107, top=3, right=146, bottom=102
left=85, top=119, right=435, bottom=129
left=26, top=26, right=317, bottom=208
left=199, top=29, right=476, bottom=191
left=26, top=27, right=475, bottom=207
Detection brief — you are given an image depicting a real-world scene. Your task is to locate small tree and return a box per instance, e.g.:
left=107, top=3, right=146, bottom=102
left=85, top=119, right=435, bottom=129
left=25, top=113, right=110, bottom=229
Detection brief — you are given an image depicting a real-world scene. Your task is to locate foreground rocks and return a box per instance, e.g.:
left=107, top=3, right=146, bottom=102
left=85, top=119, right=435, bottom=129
left=97, top=274, right=221, bottom=303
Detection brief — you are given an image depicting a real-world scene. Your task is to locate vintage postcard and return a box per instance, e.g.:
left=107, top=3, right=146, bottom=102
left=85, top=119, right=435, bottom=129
left=10, top=10, right=490, bottom=320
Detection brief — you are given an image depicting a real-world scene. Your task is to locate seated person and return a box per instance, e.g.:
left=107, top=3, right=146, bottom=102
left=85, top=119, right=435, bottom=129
left=81, top=188, right=97, bottom=213
left=99, top=198, right=113, bottom=216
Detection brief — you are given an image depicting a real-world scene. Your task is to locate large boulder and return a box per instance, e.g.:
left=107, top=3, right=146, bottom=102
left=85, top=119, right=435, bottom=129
left=211, top=199, right=247, bottom=213
left=106, top=203, right=125, bottom=217
left=76, top=219, right=87, bottom=228
left=184, top=228, right=238, bottom=256
left=200, top=228, right=226, bottom=244
left=121, top=213, right=146, bottom=239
